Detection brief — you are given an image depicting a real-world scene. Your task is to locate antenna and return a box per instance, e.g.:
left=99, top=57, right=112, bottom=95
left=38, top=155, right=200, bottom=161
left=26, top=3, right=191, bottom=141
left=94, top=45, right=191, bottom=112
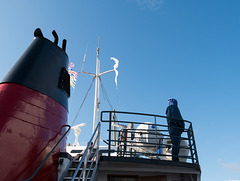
left=97, top=36, right=100, bottom=60
left=78, top=36, right=118, bottom=133
left=81, top=43, right=88, bottom=73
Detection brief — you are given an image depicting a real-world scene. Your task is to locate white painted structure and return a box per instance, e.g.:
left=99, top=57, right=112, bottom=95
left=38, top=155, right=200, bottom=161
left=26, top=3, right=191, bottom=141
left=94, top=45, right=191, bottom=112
left=71, top=123, right=86, bottom=146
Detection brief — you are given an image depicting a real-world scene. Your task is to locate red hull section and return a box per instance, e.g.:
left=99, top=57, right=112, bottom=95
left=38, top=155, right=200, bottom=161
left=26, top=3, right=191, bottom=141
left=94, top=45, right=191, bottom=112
left=0, top=83, right=68, bottom=181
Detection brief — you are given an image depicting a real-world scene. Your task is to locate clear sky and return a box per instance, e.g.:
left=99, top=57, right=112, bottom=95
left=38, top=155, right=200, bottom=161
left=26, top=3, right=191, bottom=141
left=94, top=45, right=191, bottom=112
left=0, top=1, right=240, bottom=180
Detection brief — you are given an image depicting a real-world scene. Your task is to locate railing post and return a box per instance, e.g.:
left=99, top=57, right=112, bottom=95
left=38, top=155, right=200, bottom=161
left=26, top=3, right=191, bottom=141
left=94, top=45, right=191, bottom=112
left=190, top=124, right=199, bottom=164
left=113, top=109, right=116, bottom=146
left=154, top=116, right=158, bottom=160
left=108, top=112, right=112, bottom=156
left=187, top=124, right=195, bottom=164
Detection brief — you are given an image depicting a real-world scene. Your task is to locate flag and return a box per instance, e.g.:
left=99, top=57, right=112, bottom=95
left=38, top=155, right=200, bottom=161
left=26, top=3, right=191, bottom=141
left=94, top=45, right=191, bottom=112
left=110, top=57, right=119, bottom=86
left=68, top=62, right=78, bottom=89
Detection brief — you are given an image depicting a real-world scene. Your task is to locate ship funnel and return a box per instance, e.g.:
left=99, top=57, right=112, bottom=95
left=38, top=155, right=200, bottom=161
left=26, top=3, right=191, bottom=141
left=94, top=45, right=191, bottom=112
left=0, top=28, right=71, bottom=181
left=1, top=28, right=70, bottom=109
left=52, top=30, right=59, bottom=45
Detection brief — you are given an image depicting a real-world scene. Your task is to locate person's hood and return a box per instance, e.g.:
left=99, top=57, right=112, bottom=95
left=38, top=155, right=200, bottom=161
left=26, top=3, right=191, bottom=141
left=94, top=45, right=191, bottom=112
left=168, top=98, right=178, bottom=106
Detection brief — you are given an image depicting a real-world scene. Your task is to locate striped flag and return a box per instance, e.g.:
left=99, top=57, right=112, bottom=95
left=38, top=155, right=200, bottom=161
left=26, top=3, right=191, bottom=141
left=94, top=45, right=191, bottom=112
left=68, top=62, right=78, bottom=89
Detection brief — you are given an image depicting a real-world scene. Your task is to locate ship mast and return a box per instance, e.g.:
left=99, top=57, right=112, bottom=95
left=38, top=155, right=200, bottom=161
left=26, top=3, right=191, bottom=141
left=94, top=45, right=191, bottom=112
left=80, top=37, right=115, bottom=133
left=92, top=37, right=101, bottom=132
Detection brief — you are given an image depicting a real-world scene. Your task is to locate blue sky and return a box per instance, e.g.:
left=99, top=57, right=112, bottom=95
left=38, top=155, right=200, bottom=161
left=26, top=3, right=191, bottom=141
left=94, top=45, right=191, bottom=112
left=0, top=1, right=240, bottom=180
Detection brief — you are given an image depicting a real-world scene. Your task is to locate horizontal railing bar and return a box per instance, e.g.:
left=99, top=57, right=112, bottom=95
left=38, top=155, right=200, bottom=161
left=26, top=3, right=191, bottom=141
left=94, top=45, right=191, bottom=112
left=101, top=111, right=192, bottom=124
left=109, top=120, right=191, bottom=130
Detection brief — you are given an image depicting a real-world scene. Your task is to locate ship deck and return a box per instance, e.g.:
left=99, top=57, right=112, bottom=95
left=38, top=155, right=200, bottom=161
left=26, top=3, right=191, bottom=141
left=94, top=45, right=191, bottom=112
left=99, top=156, right=200, bottom=174
left=61, top=111, right=201, bottom=181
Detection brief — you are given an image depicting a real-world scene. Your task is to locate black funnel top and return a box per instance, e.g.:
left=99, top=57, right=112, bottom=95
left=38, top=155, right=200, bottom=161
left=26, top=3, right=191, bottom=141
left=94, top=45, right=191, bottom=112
left=1, top=29, right=70, bottom=110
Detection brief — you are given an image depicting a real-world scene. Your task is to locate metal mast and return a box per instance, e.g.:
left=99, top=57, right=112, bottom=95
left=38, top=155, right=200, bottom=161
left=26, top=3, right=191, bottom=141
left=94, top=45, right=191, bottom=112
left=80, top=37, right=115, bottom=133
left=92, top=37, right=100, bottom=132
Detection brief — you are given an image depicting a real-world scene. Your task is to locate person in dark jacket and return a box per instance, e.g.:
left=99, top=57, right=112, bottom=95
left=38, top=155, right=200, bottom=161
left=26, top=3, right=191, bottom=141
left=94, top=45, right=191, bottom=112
left=166, top=98, right=185, bottom=162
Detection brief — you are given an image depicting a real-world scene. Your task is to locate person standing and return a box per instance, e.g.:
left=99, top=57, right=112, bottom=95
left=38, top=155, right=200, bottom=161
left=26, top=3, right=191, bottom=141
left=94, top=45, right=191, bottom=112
left=166, top=98, right=185, bottom=162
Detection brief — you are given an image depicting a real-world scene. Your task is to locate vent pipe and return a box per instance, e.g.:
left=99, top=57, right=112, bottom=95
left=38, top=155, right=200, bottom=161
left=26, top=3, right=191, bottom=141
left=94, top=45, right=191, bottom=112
left=52, top=30, right=58, bottom=45
left=62, top=39, right=67, bottom=52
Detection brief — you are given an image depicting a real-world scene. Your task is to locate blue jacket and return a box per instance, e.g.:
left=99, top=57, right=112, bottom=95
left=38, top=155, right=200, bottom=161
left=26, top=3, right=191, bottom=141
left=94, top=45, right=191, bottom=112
left=166, top=99, right=184, bottom=135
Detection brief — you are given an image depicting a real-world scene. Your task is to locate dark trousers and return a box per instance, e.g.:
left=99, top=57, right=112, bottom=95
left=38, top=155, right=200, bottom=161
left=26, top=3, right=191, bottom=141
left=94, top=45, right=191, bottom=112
left=170, top=134, right=181, bottom=161
left=169, top=128, right=182, bottom=162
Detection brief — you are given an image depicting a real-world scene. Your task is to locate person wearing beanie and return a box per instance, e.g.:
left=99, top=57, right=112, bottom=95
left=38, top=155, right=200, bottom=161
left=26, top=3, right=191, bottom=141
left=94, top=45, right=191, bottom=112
left=166, top=98, right=185, bottom=162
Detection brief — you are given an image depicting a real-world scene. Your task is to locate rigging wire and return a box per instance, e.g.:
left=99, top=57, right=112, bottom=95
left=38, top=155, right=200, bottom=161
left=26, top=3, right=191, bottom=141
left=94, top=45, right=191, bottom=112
left=100, top=77, right=114, bottom=111
left=99, top=77, right=120, bottom=122
left=69, top=43, right=88, bottom=109
left=70, top=77, right=95, bottom=127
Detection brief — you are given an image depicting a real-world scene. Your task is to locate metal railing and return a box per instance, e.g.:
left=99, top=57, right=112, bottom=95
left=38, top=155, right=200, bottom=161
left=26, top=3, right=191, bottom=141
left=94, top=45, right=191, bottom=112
left=71, top=122, right=101, bottom=181
left=100, top=111, right=199, bottom=164
left=25, top=125, right=71, bottom=181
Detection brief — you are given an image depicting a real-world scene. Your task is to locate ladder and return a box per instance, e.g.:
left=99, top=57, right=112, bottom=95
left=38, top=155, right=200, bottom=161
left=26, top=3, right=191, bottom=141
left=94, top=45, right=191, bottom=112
left=62, top=158, right=96, bottom=181
left=62, top=123, right=100, bottom=181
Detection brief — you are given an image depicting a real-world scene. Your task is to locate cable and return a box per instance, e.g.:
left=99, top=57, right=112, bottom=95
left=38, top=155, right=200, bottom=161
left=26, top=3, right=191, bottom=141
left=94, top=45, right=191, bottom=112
left=100, top=77, right=114, bottom=110
left=70, top=77, right=95, bottom=127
